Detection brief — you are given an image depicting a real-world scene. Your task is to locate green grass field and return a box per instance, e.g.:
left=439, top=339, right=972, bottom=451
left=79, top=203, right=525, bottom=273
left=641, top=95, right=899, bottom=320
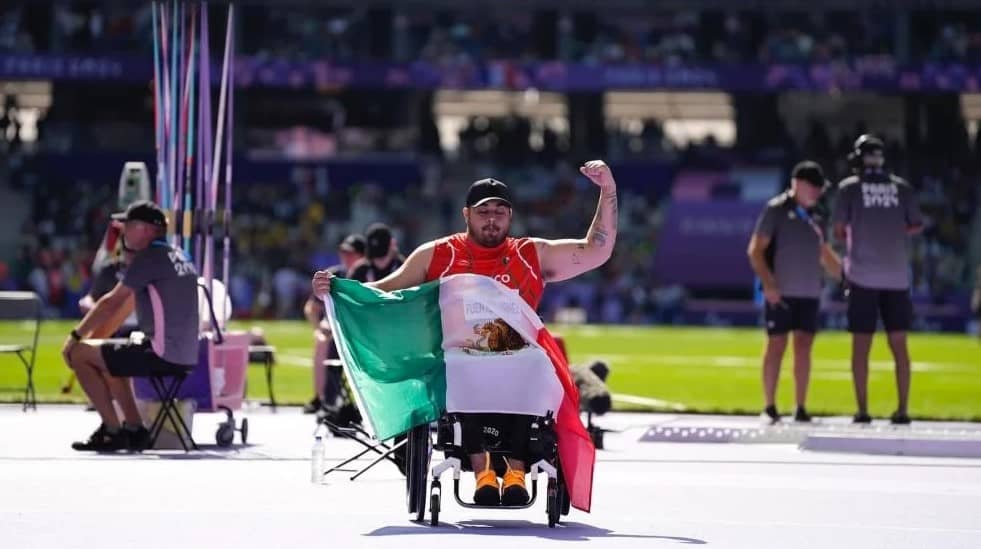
left=2, top=320, right=979, bottom=420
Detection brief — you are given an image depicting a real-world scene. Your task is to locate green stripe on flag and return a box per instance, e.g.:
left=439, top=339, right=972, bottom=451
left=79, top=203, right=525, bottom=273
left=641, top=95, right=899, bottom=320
left=327, top=278, right=447, bottom=440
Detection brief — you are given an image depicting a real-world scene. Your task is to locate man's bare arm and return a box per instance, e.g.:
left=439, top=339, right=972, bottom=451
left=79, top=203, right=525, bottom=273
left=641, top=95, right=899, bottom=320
left=833, top=222, right=847, bottom=243
left=74, top=282, right=134, bottom=338
left=820, top=243, right=843, bottom=281
left=303, top=296, right=324, bottom=326
left=746, top=233, right=777, bottom=290
left=368, top=242, right=436, bottom=292
left=536, top=161, right=618, bottom=282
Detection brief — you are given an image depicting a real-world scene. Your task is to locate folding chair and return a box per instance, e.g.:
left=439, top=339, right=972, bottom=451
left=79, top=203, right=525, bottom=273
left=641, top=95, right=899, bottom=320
left=132, top=282, right=226, bottom=451
left=320, top=359, right=407, bottom=480
left=0, top=292, right=42, bottom=411
left=143, top=363, right=198, bottom=451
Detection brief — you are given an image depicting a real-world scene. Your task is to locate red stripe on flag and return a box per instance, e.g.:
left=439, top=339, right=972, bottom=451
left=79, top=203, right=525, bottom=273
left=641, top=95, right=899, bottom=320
left=537, top=327, right=594, bottom=512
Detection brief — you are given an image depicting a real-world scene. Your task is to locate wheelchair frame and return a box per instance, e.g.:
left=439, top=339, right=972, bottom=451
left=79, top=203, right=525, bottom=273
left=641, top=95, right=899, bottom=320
left=404, top=414, right=572, bottom=528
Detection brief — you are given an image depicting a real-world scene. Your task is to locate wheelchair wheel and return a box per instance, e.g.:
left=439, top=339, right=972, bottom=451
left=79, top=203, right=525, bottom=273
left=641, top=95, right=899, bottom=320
left=405, top=424, right=430, bottom=521
left=546, top=477, right=559, bottom=528
left=429, top=479, right=441, bottom=527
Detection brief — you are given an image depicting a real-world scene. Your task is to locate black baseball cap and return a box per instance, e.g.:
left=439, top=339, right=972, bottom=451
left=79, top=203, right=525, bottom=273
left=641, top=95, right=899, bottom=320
left=854, top=134, right=885, bottom=155
left=466, top=178, right=513, bottom=208
left=365, top=223, right=392, bottom=259
left=791, top=161, right=829, bottom=189
left=111, top=200, right=168, bottom=228
left=338, top=233, right=366, bottom=255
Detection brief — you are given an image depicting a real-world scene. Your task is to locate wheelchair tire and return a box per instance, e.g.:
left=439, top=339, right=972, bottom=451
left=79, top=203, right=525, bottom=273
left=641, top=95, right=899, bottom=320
left=546, top=477, right=559, bottom=528
left=430, top=492, right=440, bottom=527
left=429, top=479, right=441, bottom=526
left=406, top=424, right=430, bottom=521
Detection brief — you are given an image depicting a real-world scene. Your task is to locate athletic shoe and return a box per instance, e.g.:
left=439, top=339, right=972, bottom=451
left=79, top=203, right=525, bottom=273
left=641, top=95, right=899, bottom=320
left=761, top=405, right=780, bottom=425
left=794, top=406, right=812, bottom=423
left=473, top=453, right=500, bottom=506
left=853, top=411, right=872, bottom=424
left=501, top=463, right=529, bottom=506
left=71, top=425, right=128, bottom=452
left=302, top=396, right=322, bottom=414
left=127, top=426, right=152, bottom=451
left=890, top=411, right=911, bottom=425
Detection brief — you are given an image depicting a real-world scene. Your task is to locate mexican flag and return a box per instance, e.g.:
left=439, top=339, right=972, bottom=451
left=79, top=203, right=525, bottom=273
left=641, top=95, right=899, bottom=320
left=323, top=273, right=594, bottom=512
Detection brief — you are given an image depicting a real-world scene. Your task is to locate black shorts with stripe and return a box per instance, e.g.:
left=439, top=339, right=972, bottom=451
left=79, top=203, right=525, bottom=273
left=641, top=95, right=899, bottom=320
left=764, top=297, right=820, bottom=335
left=100, top=340, right=193, bottom=377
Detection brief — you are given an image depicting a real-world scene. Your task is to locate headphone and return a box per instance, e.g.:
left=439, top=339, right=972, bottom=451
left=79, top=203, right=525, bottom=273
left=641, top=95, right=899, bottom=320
left=849, top=134, right=885, bottom=173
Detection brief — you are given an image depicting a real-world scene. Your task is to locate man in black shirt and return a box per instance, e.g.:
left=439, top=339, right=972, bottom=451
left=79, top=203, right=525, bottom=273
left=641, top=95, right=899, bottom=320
left=349, top=223, right=406, bottom=283
left=748, top=161, right=841, bottom=424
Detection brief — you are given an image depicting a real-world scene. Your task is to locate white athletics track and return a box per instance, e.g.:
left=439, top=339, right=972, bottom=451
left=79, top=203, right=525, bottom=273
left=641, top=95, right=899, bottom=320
left=1, top=405, right=980, bottom=549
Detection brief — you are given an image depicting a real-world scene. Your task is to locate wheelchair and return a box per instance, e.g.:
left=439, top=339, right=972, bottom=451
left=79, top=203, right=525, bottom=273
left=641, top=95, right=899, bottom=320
left=404, top=411, right=571, bottom=528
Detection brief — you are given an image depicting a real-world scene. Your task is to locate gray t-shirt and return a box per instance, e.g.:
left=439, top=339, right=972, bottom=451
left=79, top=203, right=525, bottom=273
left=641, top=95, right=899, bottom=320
left=832, top=172, right=923, bottom=290
left=754, top=192, right=825, bottom=299
left=122, top=242, right=200, bottom=365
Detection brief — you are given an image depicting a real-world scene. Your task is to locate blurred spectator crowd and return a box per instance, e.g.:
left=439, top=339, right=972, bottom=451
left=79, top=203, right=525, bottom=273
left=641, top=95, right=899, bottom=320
left=1, top=3, right=979, bottom=324
left=3, top=4, right=981, bottom=65
left=2, top=108, right=977, bottom=323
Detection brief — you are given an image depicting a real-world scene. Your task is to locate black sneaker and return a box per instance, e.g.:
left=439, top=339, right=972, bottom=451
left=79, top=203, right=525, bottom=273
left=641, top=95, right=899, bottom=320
left=853, top=412, right=872, bottom=424
left=71, top=425, right=128, bottom=452
left=890, top=411, right=911, bottom=425
left=474, top=467, right=501, bottom=506
left=302, top=397, right=322, bottom=414
left=761, top=405, right=780, bottom=425
left=501, top=468, right=530, bottom=506
left=127, top=426, right=152, bottom=451
left=794, top=406, right=812, bottom=423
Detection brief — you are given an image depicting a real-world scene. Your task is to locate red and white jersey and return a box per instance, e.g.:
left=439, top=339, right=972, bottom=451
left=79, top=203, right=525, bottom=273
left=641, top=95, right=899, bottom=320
left=425, top=233, right=545, bottom=309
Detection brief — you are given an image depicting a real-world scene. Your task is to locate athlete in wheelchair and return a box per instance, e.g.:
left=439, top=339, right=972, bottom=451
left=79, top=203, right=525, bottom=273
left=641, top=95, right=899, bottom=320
left=313, top=162, right=616, bottom=526
left=415, top=411, right=570, bottom=526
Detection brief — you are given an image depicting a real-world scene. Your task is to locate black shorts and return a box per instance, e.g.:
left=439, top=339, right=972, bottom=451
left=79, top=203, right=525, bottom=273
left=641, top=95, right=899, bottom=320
left=846, top=282, right=913, bottom=333
left=100, top=341, right=193, bottom=377
left=764, top=297, right=819, bottom=335
left=461, top=413, right=532, bottom=462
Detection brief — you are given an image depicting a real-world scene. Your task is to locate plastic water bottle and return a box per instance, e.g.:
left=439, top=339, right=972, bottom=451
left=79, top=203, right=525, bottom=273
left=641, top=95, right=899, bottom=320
left=311, top=435, right=325, bottom=483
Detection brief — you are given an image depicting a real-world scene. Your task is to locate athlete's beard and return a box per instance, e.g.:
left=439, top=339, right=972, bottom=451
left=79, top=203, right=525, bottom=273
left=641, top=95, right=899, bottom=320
left=467, top=220, right=508, bottom=248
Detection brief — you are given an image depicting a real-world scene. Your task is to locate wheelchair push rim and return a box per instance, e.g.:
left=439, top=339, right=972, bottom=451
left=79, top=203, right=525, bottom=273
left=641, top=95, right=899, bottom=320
left=405, top=424, right=431, bottom=521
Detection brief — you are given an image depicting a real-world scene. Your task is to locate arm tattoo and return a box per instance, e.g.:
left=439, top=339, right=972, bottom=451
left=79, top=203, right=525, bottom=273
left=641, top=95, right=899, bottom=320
left=604, top=191, right=618, bottom=229
left=586, top=189, right=616, bottom=249
left=591, top=228, right=609, bottom=248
